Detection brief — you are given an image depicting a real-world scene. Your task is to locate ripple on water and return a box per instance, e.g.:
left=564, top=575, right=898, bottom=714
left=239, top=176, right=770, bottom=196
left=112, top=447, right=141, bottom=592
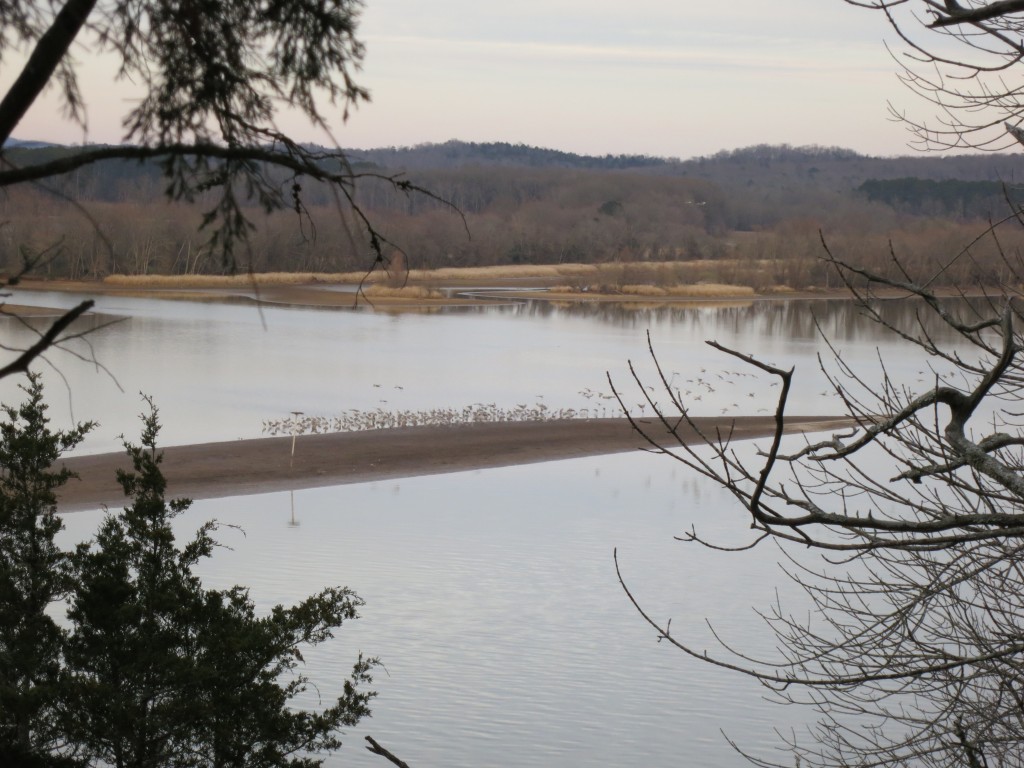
left=141, top=455, right=816, bottom=768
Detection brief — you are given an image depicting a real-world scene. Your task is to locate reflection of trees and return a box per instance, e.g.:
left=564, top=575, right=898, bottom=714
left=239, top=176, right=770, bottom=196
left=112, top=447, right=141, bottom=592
left=484, top=297, right=979, bottom=345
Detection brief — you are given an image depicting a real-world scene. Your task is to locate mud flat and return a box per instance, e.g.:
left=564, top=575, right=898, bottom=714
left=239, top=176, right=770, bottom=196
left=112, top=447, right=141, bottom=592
left=57, top=416, right=856, bottom=512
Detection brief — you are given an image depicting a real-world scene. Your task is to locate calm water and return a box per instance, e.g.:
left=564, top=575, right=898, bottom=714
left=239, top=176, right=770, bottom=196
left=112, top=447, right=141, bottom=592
left=3, top=291, right=965, bottom=767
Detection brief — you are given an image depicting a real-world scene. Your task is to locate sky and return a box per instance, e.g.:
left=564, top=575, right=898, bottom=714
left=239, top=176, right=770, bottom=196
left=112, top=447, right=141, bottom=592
left=5, top=0, right=932, bottom=159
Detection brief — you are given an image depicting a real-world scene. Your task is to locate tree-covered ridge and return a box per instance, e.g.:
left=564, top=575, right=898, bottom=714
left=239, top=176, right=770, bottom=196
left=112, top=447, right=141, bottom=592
left=705, top=144, right=863, bottom=162
left=6, top=140, right=1024, bottom=288
left=3, top=145, right=167, bottom=203
left=350, top=140, right=1024, bottom=190
left=13, top=138, right=1024, bottom=183
left=11, top=139, right=1024, bottom=201
left=859, top=177, right=1024, bottom=218
left=344, top=139, right=671, bottom=171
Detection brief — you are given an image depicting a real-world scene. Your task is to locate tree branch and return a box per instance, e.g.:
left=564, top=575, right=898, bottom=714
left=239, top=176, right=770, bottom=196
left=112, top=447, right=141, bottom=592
left=0, top=300, right=93, bottom=381
left=929, top=0, right=1024, bottom=29
left=365, top=736, right=411, bottom=768
left=0, top=0, right=97, bottom=146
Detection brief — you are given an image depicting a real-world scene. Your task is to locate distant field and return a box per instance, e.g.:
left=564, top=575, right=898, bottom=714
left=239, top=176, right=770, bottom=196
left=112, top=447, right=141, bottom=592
left=99, top=261, right=778, bottom=297
left=99, top=263, right=605, bottom=286
left=27, top=260, right=1001, bottom=309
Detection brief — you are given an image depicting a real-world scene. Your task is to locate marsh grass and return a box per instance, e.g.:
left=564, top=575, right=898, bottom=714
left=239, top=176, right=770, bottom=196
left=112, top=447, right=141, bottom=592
left=102, top=272, right=365, bottom=288
left=418, top=262, right=766, bottom=294
left=360, top=285, right=444, bottom=299
left=547, top=282, right=755, bottom=298
left=665, top=283, right=756, bottom=297
left=405, top=264, right=601, bottom=281
left=618, top=283, right=755, bottom=297
left=101, top=264, right=605, bottom=288
left=101, top=262, right=713, bottom=287
left=101, top=262, right=766, bottom=298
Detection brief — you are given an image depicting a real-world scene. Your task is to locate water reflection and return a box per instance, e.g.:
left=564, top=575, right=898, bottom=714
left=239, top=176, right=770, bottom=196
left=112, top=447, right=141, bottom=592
left=0, top=292, right=982, bottom=457
left=56, top=450, right=815, bottom=768
left=490, top=295, right=985, bottom=344
left=24, top=292, right=984, bottom=767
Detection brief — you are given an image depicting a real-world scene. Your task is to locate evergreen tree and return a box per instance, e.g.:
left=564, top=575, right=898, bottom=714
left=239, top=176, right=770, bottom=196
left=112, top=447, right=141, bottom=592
left=187, top=586, right=374, bottom=768
left=0, top=373, right=92, bottom=765
left=64, top=399, right=374, bottom=768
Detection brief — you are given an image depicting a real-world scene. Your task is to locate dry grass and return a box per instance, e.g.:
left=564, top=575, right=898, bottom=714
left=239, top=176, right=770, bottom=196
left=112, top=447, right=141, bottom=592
left=548, top=282, right=756, bottom=299
left=665, top=283, right=756, bottom=297
left=100, top=263, right=759, bottom=299
left=361, top=285, right=443, bottom=299
left=102, top=272, right=356, bottom=288
left=101, top=264, right=605, bottom=288
left=405, top=263, right=601, bottom=281
left=620, top=285, right=670, bottom=296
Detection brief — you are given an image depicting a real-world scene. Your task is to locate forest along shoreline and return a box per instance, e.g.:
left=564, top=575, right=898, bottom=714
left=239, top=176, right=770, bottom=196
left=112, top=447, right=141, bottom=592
left=55, top=416, right=857, bottom=512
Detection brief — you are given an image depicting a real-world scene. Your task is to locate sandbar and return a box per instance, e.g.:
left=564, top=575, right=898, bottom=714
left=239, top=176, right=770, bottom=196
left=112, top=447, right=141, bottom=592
left=56, top=416, right=856, bottom=512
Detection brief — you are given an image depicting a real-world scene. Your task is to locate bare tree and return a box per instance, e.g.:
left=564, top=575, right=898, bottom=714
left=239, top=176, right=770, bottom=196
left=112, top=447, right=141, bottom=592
left=0, top=0, right=394, bottom=254
left=0, top=0, right=454, bottom=377
left=849, top=0, right=1024, bottom=150
left=612, top=5, right=1024, bottom=747
left=612, top=228, right=1024, bottom=765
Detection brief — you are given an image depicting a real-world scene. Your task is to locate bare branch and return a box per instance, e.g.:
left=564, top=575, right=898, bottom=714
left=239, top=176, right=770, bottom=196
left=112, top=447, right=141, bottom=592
left=365, top=736, right=412, bottom=768
left=0, top=0, right=97, bottom=146
left=0, top=300, right=93, bottom=381
left=929, top=0, right=1024, bottom=28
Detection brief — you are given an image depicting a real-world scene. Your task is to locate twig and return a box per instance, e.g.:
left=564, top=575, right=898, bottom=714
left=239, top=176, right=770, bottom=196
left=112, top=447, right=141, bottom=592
left=365, top=735, right=411, bottom=768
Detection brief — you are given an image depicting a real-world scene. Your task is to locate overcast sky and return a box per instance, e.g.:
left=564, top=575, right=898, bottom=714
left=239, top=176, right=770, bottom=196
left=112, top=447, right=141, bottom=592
left=8, top=0, right=932, bottom=159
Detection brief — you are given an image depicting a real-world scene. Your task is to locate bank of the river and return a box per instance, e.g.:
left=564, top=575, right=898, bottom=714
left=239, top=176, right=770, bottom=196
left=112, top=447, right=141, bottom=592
left=14, top=267, right=987, bottom=312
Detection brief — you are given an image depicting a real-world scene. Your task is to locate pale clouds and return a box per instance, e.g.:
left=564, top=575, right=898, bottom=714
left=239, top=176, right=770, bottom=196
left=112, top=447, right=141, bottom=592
left=367, top=33, right=886, bottom=74
left=333, top=0, right=912, bottom=157
left=7, top=0, right=919, bottom=157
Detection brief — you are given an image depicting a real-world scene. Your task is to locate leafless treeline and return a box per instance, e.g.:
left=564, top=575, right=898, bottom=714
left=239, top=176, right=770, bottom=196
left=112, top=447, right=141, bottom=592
left=4, top=157, right=1024, bottom=289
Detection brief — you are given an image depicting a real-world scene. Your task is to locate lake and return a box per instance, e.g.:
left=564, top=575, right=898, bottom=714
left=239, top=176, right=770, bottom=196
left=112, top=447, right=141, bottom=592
left=1, top=291, right=957, bottom=767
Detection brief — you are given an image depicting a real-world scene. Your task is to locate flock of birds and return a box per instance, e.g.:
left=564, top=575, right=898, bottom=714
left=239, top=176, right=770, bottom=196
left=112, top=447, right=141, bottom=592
left=266, top=354, right=993, bottom=437
left=260, top=370, right=803, bottom=437
left=262, top=358, right=975, bottom=438
left=262, top=393, right=625, bottom=437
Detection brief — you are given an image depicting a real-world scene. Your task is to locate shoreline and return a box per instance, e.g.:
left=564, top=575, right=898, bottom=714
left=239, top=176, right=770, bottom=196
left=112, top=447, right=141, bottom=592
left=13, top=275, right=987, bottom=312
left=56, top=416, right=856, bottom=512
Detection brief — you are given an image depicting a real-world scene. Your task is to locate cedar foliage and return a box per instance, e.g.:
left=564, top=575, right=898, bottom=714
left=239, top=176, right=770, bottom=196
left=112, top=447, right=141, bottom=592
left=0, top=373, right=91, bottom=764
left=0, top=386, right=374, bottom=768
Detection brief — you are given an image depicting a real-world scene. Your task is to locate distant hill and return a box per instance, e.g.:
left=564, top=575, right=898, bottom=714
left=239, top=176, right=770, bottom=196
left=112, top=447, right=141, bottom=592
left=5, top=138, right=1024, bottom=285
left=343, top=140, right=671, bottom=171
left=856, top=177, right=1024, bottom=219
left=340, top=140, right=1024, bottom=211
left=1, top=143, right=166, bottom=203
left=4, top=138, right=58, bottom=149
left=338, top=140, right=1024, bottom=186
left=9, top=137, right=1024, bottom=185
left=8, top=137, right=1024, bottom=225
left=672, top=143, right=1024, bottom=191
